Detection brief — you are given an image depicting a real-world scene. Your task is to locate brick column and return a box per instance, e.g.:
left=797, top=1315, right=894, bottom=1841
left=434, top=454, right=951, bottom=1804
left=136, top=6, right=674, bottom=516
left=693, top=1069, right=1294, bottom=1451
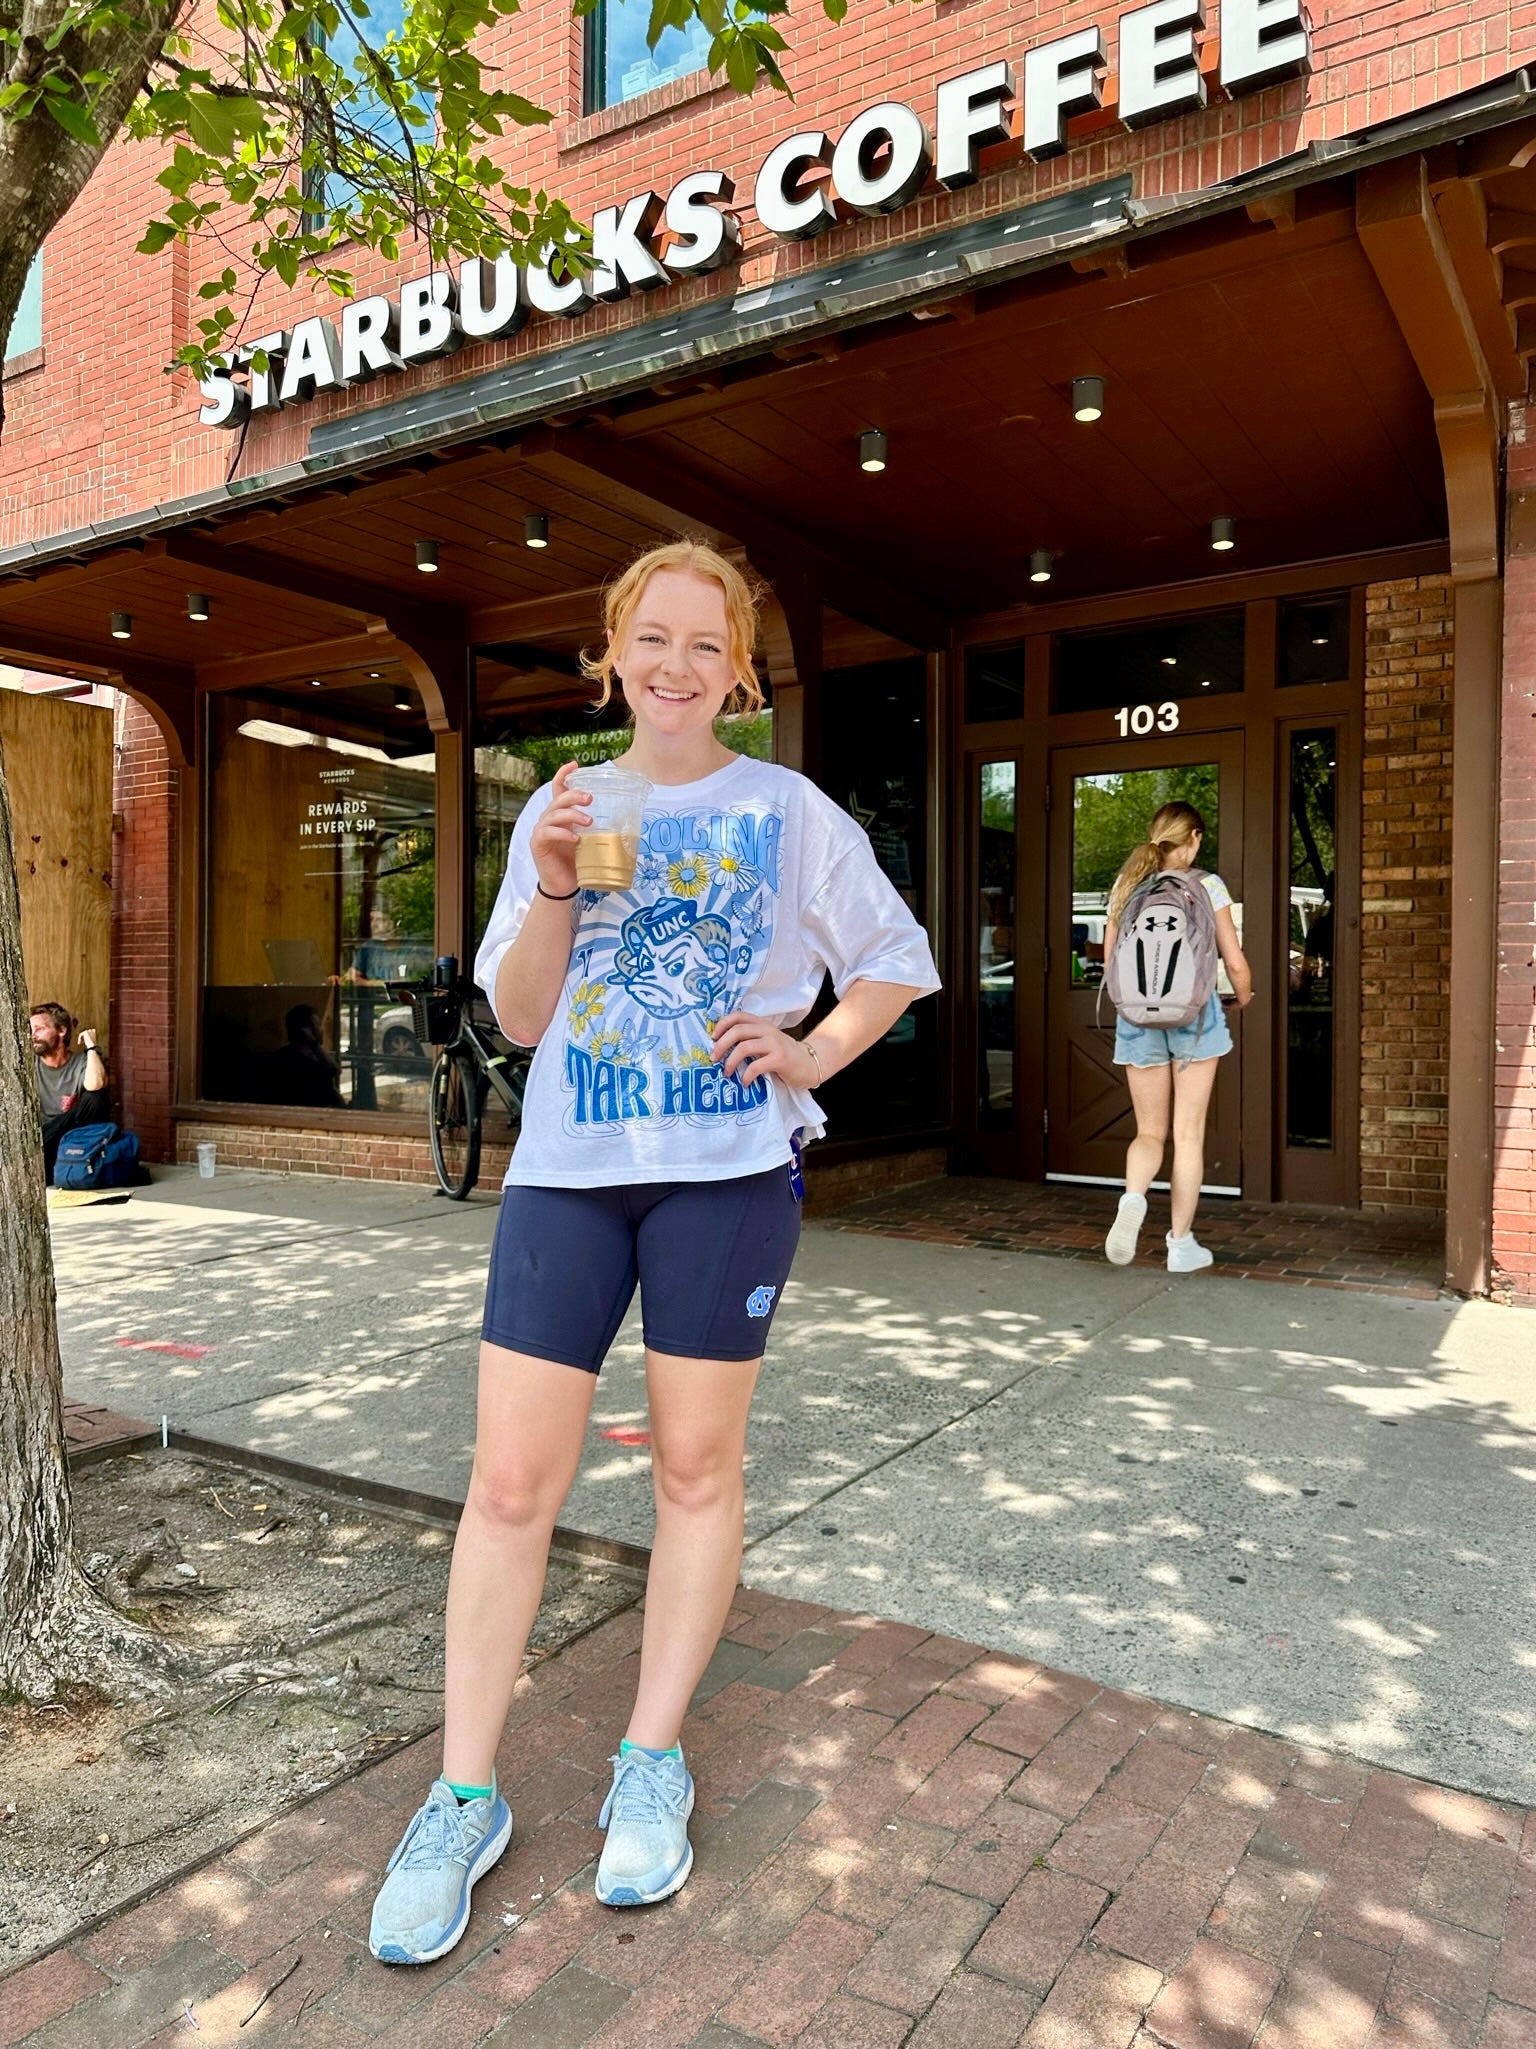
left=110, top=693, right=178, bottom=1161
left=1359, top=577, right=1455, bottom=1214
left=1494, top=407, right=1536, bottom=1302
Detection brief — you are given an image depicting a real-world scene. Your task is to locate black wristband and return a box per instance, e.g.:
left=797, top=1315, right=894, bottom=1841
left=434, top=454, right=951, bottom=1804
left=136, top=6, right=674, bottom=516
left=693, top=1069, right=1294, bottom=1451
left=536, top=881, right=581, bottom=902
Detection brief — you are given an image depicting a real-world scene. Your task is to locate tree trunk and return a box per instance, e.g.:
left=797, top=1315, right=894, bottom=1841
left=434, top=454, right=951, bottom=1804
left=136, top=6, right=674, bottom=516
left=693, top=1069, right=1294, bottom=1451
left=0, top=744, right=155, bottom=1697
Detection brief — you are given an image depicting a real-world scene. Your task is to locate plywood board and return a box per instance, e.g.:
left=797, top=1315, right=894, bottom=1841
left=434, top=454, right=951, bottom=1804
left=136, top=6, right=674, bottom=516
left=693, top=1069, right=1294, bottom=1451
left=0, top=690, right=113, bottom=1040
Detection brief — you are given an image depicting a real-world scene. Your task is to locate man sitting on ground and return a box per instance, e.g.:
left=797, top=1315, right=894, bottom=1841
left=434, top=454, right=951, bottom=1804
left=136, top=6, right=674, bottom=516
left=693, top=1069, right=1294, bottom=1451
left=31, top=1002, right=109, bottom=1182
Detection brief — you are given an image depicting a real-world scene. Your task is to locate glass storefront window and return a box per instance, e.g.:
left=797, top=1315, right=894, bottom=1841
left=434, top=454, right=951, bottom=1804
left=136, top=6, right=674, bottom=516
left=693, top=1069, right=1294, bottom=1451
left=202, top=700, right=436, bottom=1112
left=1286, top=729, right=1337, bottom=1147
left=978, top=759, right=1016, bottom=1126
left=813, top=660, right=938, bottom=1138
left=1069, top=765, right=1221, bottom=986
left=6, top=255, right=41, bottom=360
left=1054, top=610, right=1244, bottom=713
left=1279, top=592, right=1350, bottom=686
left=586, top=0, right=711, bottom=110
left=965, top=642, right=1026, bottom=724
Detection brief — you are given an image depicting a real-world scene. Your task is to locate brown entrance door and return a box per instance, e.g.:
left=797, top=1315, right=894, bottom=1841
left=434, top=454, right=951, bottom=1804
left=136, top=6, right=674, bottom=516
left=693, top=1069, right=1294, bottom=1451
left=1046, top=732, right=1245, bottom=1191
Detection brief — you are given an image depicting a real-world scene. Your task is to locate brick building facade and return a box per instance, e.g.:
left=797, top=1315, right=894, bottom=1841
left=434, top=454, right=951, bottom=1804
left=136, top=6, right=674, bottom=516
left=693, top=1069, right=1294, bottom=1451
left=2, top=0, right=1533, bottom=1297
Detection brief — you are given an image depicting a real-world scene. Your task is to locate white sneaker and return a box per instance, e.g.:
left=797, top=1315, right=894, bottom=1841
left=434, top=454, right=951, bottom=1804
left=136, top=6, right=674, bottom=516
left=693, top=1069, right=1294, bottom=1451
left=1166, top=1232, right=1214, bottom=1274
left=1105, top=1192, right=1147, bottom=1266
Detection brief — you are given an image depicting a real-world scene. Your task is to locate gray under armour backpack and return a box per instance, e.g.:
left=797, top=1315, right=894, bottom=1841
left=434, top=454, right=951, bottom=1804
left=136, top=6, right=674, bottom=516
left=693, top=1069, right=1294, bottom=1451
left=1104, top=868, right=1220, bottom=1031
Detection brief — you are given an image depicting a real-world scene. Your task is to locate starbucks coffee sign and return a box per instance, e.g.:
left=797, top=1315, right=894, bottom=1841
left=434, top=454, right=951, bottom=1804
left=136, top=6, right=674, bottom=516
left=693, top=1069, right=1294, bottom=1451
left=197, top=0, right=1311, bottom=428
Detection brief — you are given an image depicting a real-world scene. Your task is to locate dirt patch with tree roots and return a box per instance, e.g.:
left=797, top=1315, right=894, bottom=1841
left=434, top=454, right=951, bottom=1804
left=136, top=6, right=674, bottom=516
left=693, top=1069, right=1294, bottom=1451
left=0, top=1449, right=641, bottom=1969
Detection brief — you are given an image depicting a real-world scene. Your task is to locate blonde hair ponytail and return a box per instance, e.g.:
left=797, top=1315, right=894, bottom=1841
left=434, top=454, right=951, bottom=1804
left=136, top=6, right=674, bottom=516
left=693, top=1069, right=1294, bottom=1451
left=1107, top=801, right=1206, bottom=920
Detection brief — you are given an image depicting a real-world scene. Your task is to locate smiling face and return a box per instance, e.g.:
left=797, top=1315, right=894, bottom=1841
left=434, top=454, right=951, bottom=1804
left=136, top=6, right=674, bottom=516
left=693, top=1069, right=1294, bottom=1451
left=616, top=569, right=737, bottom=739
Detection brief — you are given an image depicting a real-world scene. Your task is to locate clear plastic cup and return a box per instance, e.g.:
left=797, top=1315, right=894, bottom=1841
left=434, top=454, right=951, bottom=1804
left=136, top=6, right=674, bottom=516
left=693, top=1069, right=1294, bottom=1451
left=574, top=765, right=651, bottom=892
left=196, top=1141, right=217, bottom=1179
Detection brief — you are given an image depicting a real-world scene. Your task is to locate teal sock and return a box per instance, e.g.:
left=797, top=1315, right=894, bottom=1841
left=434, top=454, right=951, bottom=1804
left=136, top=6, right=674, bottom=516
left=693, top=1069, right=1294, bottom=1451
left=445, top=1779, right=493, bottom=1803
left=619, top=1738, right=682, bottom=1762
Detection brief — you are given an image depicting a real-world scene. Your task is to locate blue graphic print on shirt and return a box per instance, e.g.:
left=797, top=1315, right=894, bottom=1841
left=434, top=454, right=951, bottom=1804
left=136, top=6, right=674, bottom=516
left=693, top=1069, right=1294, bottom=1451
left=560, top=802, right=784, bottom=1133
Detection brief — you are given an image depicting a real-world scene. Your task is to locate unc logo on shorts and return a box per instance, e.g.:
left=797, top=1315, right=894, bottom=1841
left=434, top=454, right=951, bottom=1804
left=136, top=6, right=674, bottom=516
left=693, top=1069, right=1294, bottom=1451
left=745, top=1284, right=777, bottom=1319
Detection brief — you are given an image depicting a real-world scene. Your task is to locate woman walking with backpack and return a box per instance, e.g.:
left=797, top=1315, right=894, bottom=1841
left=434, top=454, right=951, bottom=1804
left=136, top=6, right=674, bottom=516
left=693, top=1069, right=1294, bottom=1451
left=1100, top=801, right=1252, bottom=1273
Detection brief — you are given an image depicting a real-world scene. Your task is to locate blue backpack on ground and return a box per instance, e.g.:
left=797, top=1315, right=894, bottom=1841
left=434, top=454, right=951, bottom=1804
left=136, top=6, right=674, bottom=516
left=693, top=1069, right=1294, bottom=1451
left=53, top=1121, right=140, bottom=1191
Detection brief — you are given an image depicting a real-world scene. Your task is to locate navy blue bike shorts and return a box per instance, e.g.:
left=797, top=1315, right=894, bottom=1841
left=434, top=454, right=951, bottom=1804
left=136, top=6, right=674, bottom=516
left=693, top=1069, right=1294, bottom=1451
left=481, top=1164, right=802, bottom=1373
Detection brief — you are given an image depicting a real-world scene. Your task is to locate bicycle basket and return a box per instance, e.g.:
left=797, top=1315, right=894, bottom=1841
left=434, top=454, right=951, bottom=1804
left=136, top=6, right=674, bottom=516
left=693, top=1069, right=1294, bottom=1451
left=407, top=988, right=460, bottom=1045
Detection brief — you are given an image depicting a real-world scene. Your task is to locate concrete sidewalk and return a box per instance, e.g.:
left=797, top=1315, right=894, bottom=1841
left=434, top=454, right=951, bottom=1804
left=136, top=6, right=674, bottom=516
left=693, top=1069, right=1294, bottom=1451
left=5, top=1592, right=1533, bottom=2049
left=50, top=1170, right=1536, bottom=1807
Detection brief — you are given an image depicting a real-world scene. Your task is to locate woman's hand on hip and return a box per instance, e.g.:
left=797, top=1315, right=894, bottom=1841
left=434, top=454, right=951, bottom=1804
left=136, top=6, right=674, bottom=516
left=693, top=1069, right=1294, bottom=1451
left=530, top=761, right=592, bottom=897
left=711, top=1013, right=818, bottom=1090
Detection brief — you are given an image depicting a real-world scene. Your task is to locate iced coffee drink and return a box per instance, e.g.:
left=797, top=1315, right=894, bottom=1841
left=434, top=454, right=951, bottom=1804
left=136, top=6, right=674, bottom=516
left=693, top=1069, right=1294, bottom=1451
left=573, top=764, right=650, bottom=892
left=576, top=831, right=641, bottom=891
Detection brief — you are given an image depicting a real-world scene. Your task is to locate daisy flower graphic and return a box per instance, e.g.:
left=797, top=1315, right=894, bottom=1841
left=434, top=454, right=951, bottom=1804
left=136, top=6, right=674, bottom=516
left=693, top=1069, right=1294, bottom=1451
left=680, top=1043, right=715, bottom=1068
left=589, top=1028, right=621, bottom=1061
left=716, top=851, right=763, bottom=896
left=568, top=980, right=607, bottom=1034
left=667, top=854, right=710, bottom=898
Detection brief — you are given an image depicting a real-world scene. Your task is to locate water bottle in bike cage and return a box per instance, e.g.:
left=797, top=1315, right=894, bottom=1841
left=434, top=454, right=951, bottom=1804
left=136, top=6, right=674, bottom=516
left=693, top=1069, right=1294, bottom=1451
left=434, top=956, right=457, bottom=989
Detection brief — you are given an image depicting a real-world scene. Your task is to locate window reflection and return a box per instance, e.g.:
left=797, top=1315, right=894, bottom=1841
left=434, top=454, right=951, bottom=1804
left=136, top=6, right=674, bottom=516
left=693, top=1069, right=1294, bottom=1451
left=589, top=0, right=711, bottom=109
left=1287, top=729, right=1337, bottom=1147
left=1055, top=611, right=1244, bottom=713
left=1279, top=593, right=1350, bottom=686
left=815, top=659, right=938, bottom=1137
left=202, top=701, right=436, bottom=1112
left=978, top=761, right=1016, bottom=1126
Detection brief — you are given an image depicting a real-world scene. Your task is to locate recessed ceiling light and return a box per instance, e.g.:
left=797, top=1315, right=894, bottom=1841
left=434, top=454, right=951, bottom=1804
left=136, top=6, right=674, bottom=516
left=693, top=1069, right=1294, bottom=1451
left=309, top=677, right=323, bottom=688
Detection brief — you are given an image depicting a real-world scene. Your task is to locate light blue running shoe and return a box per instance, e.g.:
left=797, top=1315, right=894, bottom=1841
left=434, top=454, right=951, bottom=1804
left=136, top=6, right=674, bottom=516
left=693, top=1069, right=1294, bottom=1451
left=369, top=1777, right=513, bottom=1965
left=595, top=1749, right=695, bottom=1907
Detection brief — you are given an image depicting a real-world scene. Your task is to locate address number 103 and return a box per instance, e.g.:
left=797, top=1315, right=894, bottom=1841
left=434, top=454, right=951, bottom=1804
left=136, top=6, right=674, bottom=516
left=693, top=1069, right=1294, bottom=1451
left=1114, top=701, right=1181, bottom=736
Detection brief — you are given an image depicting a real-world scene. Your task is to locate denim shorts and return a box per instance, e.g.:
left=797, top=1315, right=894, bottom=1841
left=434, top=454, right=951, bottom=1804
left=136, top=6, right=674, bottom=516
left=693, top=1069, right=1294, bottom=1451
left=482, top=1164, right=802, bottom=1372
left=1113, top=993, right=1233, bottom=1069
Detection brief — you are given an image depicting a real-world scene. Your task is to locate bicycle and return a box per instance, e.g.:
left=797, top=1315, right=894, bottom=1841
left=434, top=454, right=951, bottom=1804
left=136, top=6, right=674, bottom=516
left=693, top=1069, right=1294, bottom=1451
left=387, top=960, right=531, bottom=1199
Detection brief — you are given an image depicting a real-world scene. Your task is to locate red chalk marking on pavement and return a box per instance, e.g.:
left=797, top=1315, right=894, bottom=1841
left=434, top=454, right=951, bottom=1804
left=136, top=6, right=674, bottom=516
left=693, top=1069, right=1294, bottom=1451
left=601, top=1426, right=651, bottom=1447
left=114, top=1338, right=213, bottom=1358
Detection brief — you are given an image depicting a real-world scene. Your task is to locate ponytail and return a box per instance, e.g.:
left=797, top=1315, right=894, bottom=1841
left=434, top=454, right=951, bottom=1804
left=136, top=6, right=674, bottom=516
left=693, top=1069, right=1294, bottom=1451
left=1108, top=843, right=1163, bottom=922
left=1107, top=800, right=1207, bottom=921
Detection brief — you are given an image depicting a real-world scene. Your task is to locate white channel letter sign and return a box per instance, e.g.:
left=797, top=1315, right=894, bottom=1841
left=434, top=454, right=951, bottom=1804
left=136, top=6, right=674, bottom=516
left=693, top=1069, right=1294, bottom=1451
left=198, top=0, right=1312, bottom=427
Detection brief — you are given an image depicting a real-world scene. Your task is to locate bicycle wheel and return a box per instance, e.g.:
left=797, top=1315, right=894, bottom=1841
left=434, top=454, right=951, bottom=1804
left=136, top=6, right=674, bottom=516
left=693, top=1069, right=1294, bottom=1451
left=429, top=1046, right=482, bottom=1199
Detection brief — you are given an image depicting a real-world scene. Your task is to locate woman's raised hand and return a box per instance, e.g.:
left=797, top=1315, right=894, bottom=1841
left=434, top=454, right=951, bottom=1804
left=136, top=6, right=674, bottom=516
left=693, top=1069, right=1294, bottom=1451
left=530, top=761, right=592, bottom=897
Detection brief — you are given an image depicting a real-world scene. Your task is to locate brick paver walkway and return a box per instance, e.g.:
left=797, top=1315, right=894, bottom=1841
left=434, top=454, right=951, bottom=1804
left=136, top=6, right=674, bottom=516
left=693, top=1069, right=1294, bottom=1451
left=6, top=1592, right=1531, bottom=2049
left=825, top=1179, right=1447, bottom=1299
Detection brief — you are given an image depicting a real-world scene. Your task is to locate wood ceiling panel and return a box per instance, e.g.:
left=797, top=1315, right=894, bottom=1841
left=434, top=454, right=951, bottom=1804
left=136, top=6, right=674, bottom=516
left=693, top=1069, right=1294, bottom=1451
left=626, top=231, right=1445, bottom=612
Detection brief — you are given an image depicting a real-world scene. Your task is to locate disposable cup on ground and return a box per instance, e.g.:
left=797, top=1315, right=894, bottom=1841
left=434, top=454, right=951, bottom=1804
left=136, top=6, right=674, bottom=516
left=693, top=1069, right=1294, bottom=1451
left=574, top=764, right=651, bottom=891
left=196, top=1141, right=217, bottom=1179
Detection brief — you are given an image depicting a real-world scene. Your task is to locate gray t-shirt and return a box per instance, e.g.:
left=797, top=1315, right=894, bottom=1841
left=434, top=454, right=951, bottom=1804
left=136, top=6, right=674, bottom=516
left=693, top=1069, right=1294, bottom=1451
left=36, top=1049, right=90, bottom=1119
